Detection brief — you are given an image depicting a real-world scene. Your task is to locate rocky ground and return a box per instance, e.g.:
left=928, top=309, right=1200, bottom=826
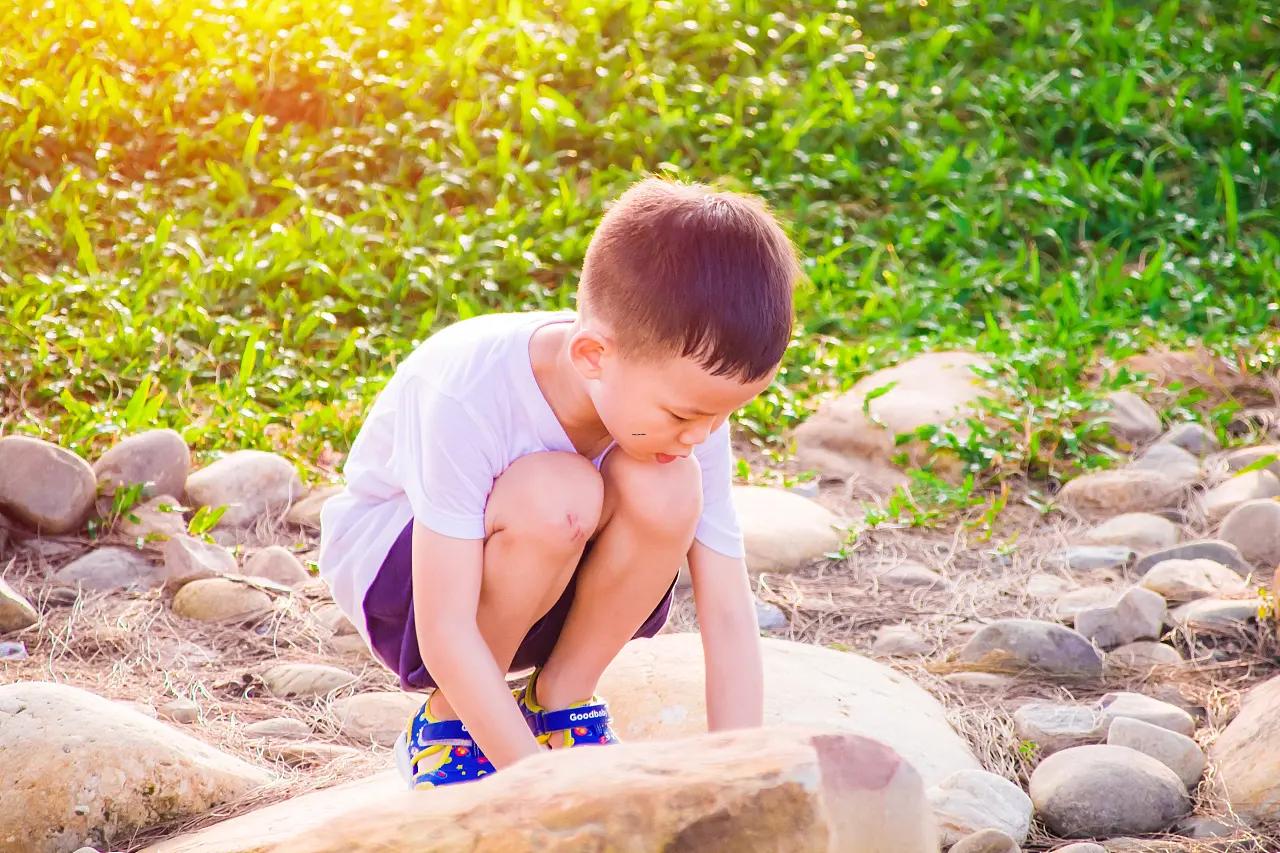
left=2, top=349, right=1280, bottom=852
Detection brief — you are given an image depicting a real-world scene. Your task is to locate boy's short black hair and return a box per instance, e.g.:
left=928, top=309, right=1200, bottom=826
left=578, top=176, right=799, bottom=383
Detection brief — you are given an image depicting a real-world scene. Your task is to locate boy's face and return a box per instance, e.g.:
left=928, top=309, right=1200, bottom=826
left=574, top=331, right=775, bottom=463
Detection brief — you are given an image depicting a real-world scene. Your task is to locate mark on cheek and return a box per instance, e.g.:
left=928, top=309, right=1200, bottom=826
left=631, top=433, right=646, bottom=436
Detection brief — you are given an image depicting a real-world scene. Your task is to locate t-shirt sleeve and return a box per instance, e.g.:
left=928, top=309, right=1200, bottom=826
left=692, top=422, right=745, bottom=559
left=386, top=376, right=500, bottom=540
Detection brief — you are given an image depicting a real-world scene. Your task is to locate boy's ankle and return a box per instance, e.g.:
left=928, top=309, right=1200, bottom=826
left=426, top=689, right=459, bottom=720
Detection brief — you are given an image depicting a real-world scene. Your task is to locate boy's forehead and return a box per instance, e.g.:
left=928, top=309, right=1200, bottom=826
left=643, top=353, right=774, bottom=406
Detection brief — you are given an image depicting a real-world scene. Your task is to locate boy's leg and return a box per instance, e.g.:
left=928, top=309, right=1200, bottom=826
left=533, top=450, right=701, bottom=711
left=428, top=451, right=604, bottom=720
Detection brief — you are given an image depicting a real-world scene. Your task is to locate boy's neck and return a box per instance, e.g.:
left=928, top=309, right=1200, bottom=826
left=529, top=321, right=613, bottom=457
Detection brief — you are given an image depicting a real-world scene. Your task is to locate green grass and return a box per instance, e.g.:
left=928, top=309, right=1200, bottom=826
left=2, top=0, right=1278, bottom=505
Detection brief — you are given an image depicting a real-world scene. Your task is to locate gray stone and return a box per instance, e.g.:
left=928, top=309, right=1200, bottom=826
left=1013, top=702, right=1102, bottom=755
left=949, top=828, right=1019, bottom=853
left=1073, top=586, right=1166, bottom=649
left=262, top=662, right=358, bottom=699
left=185, top=449, right=304, bottom=528
left=1218, top=498, right=1280, bottom=570
left=1055, top=586, right=1121, bottom=621
left=1028, top=744, right=1190, bottom=837
left=1026, top=573, right=1072, bottom=598
left=117, top=494, right=188, bottom=542
left=93, top=429, right=190, bottom=500
left=51, top=546, right=164, bottom=592
left=734, top=486, right=843, bottom=575
left=0, top=578, right=38, bottom=635
left=869, top=560, right=950, bottom=589
left=1128, top=442, right=1202, bottom=483
left=927, top=768, right=1032, bottom=846
left=163, top=534, right=237, bottom=590
left=1081, top=512, right=1180, bottom=553
left=1102, top=391, right=1162, bottom=444
left=1201, top=470, right=1280, bottom=524
left=1096, top=692, right=1195, bottom=737
left=941, top=672, right=1017, bottom=691
left=1055, top=545, right=1135, bottom=572
left=1107, top=716, right=1204, bottom=789
left=1138, top=558, right=1248, bottom=602
left=1106, top=642, right=1183, bottom=672
left=172, top=577, right=273, bottom=622
left=244, top=545, right=311, bottom=588
left=1158, top=423, right=1218, bottom=456
left=0, top=436, right=97, bottom=534
left=245, top=717, right=313, bottom=739
left=159, top=697, right=200, bottom=724
left=958, top=619, right=1103, bottom=677
left=1172, top=815, right=1242, bottom=838
left=871, top=624, right=931, bottom=657
left=1168, top=598, right=1257, bottom=632
left=754, top=598, right=788, bottom=632
left=1224, top=444, right=1280, bottom=477
left=330, top=691, right=423, bottom=747
left=1133, top=539, right=1253, bottom=577
left=313, top=603, right=357, bottom=636
left=285, top=484, right=344, bottom=528
left=1056, top=469, right=1185, bottom=519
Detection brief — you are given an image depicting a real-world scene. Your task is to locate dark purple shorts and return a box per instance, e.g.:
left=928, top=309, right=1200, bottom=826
left=362, top=521, right=677, bottom=691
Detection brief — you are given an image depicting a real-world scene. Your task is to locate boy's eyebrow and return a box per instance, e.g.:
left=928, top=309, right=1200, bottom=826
left=671, top=405, right=718, bottom=417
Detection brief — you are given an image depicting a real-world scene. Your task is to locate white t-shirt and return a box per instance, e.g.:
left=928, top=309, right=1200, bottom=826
left=318, top=310, right=745, bottom=643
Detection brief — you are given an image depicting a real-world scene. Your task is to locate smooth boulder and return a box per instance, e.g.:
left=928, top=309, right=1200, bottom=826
left=1013, top=702, right=1102, bottom=755
left=1029, top=744, right=1190, bottom=837
left=1133, top=539, right=1253, bottom=577
left=163, top=534, right=237, bottom=590
left=0, top=681, right=271, bottom=853
left=1107, top=716, right=1204, bottom=789
left=172, top=578, right=273, bottom=622
left=1056, top=470, right=1184, bottom=519
left=597, top=633, right=981, bottom=787
left=1081, top=512, right=1180, bottom=553
left=143, top=727, right=940, bottom=853
left=262, top=663, right=358, bottom=699
left=93, top=429, right=190, bottom=499
left=1073, top=586, right=1166, bottom=649
left=1200, top=470, right=1280, bottom=524
left=244, top=546, right=312, bottom=588
left=0, top=436, right=97, bottom=534
left=1211, top=672, right=1280, bottom=821
left=0, top=578, right=38, bottom=635
left=1218, top=498, right=1280, bottom=571
left=51, top=546, right=164, bottom=592
left=1138, top=558, right=1248, bottom=602
left=733, top=486, right=842, bottom=575
left=185, top=450, right=304, bottom=528
left=927, top=769, right=1032, bottom=847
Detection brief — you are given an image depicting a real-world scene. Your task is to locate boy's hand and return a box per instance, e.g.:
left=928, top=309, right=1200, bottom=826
left=411, top=521, right=543, bottom=768
left=687, top=540, right=764, bottom=731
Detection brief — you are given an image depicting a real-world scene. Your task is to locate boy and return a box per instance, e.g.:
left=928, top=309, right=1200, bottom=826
left=319, top=176, right=800, bottom=788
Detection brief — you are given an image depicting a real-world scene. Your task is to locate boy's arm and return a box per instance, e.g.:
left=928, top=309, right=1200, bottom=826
left=411, top=521, right=543, bottom=768
left=687, top=539, right=764, bottom=731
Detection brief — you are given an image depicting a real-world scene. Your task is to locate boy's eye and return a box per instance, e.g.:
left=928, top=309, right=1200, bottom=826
left=668, top=411, right=691, bottom=422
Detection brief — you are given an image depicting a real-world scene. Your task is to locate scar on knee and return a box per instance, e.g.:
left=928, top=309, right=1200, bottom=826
left=565, top=512, right=587, bottom=542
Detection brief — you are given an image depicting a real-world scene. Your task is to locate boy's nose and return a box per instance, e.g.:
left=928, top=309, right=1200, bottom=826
left=679, top=420, right=714, bottom=446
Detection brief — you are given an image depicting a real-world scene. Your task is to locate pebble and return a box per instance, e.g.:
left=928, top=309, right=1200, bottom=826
left=0, top=578, right=38, bottom=635
left=958, top=620, right=1103, bottom=677
left=1026, top=573, right=1072, bottom=598
left=285, top=484, right=344, bottom=528
left=1168, top=598, right=1257, bottom=632
left=117, top=494, right=188, bottom=542
left=1073, top=586, right=1166, bottom=649
left=754, top=599, right=789, bottom=632
left=1138, top=558, right=1248, bottom=602
left=1106, top=641, right=1183, bottom=672
left=1081, top=512, right=1180, bottom=553
left=949, top=828, right=1019, bottom=853
left=1133, top=539, right=1252, bottom=577
left=329, top=692, right=423, bottom=747
left=927, top=768, right=1032, bottom=847
left=1218, top=498, right=1280, bottom=572
left=1157, top=423, right=1218, bottom=456
left=171, top=577, right=273, bottom=622
left=1107, top=716, right=1205, bottom=789
left=871, top=625, right=931, bottom=657
left=51, top=546, right=166, bottom=593
left=1055, top=545, right=1135, bottom=572
left=159, top=697, right=200, bottom=724
left=185, top=449, right=305, bottom=528
left=1127, top=442, right=1201, bottom=483
left=1223, top=444, right=1280, bottom=477
left=1049, top=845, right=1106, bottom=853
left=313, top=603, right=358, bottom=636
left=92, top=429, right=190, bottom=500
left=1013, top=702, right=1102, bottom=755
left=1054, top=586, right=1120, bottom=621
left=942, top=672, right=1017, bottom=691
left=0, top=436, right=97, bottom=534
left=1102, top=391, right=1162, bottom=444
left=868, top=560, right=950, bottom=590
left=1057, top=469, right=1184, bottom=519
left=163, top=534, right=237, bottom=590
left=1096, top=692, right=1195, bottom=738
left=0, top=640, right=28, bottom=660
left=262, top=662, right=359, bottom=699
left=245, top=717, right=313, bottom=739
left=1201, top=470, right=1280, bottom=524
left=244, top=546, right=312, bottom=588
left=1029, top=744, right=1190, bottom=837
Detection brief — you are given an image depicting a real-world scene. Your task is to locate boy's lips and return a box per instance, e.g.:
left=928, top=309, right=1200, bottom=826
left=655, top=453, right=681, bottom=464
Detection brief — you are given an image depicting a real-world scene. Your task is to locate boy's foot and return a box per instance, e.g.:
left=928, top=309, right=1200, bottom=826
left=394, top=691, right=493, bottom=790
left=517, top=668, right=620, bottom=749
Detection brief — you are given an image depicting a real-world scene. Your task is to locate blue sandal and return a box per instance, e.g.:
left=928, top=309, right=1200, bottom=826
left=517, top=668, right=621, bottom=748
left=394, top=693, right=493, bottom=789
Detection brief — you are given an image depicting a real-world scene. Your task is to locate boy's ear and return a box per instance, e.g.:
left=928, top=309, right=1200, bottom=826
left=569, top=329, right=608, bottom=379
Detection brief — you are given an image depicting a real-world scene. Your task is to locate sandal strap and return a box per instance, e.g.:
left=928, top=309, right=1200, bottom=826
left=539, top=701, right=611, bottom=735
left=412, top=717, right=474, bottom=748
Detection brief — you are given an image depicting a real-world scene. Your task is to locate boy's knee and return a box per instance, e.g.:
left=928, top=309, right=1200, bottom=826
left=490, top=452, right=604, bottom=548
left=602, top=450, right=702, bottom=536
